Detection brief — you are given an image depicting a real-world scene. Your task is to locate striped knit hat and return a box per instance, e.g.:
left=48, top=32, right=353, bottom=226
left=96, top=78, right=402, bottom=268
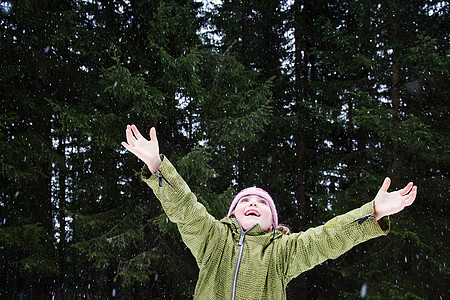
left=227, top=187, right=278, bottom=229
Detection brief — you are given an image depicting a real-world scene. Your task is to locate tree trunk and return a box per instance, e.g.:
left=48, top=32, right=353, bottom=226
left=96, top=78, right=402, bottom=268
left=57, top=133, right=67, bottom=297
left=293, top=0, right=311, bottom=298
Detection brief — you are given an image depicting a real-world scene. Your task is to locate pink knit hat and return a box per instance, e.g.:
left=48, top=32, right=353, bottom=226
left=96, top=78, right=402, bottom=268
left=227, top=187, right=278, bottom=229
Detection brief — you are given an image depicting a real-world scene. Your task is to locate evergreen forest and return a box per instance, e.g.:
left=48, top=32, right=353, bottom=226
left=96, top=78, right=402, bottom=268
left=1, top=0, right=449, bottom=299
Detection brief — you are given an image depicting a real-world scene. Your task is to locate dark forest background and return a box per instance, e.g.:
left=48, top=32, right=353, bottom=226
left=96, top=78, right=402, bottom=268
left=1, top=0, right=448, bottom=299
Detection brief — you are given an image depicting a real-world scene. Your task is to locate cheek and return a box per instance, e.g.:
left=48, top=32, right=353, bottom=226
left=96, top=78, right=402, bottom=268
left=233, top=205, right=245, bottom=217
left=263, top=208, right=273, bottom=221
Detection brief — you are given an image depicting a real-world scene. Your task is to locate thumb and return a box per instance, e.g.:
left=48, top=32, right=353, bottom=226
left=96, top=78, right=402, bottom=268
left=150, top=127, right=158, bottom=142
left=379, top=177, right=391, bottom=193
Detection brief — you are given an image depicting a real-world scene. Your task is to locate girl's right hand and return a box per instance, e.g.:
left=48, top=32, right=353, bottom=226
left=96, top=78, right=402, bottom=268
left=122, top=125, right=162, bottom=173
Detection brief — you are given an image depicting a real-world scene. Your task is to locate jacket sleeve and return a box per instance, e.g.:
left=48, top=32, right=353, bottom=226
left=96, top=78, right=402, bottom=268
left=141, top=157, right=224, bottom=267
left=281, top=201, right=390, bottom=280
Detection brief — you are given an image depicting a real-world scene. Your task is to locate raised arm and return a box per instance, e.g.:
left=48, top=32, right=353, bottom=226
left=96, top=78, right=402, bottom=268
left=121, top=125, right=162, bottom=173
left=373, top=177, right=417, bottom=220
left=122, top=124, right=224, bottom=266
left=282, top=178, right=416, bottom=280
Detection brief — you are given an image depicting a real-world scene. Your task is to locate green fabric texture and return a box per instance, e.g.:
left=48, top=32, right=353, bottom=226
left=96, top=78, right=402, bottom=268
left=142, top=158, right=390, bottom=300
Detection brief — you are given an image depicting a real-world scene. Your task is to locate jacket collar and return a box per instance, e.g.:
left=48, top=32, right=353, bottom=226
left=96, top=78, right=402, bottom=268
left=220, top=217, right=283, bottom=240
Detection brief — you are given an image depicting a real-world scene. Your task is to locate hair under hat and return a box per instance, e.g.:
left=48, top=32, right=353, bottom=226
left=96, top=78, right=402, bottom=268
left=227, top=187, right=278, bottom=229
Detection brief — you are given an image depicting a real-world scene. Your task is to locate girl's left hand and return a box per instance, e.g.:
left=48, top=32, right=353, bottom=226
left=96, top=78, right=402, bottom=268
left=374, top=177, right=417, bottom=220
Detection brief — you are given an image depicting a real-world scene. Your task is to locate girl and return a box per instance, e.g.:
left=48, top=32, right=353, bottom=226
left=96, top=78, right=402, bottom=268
left=122, top=125, right=417, bottom=300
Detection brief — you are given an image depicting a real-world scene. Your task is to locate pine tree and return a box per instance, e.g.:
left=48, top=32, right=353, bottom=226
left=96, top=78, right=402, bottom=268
left=1, top=0, right=447, bottom=298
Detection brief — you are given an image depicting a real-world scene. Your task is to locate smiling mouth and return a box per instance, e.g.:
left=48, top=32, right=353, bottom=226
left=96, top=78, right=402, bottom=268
left=245, top=210, right=260, bottom=217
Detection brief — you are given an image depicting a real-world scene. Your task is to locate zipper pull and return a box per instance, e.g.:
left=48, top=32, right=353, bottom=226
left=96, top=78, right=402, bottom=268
left=238, top=233, right=245, bottom=246
left=358, top=214, right=375, bottom=225
left=156, top=170, right=175, bottom=189
left=157, top=170, right=163, bottom=187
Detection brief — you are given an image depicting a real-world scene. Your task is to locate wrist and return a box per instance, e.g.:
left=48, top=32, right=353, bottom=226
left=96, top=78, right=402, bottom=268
left=148, top=154, right=163, bottom=174
left=373, top=200, right=385, bottom=221
left=374, top=211, right=383, bottom=221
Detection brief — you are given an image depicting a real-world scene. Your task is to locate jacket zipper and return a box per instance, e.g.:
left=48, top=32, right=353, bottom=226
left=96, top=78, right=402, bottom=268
left=157, top=170, right=174, bottom=188
left=358, top=214, right=375, bottom=225
left=231, top=222, right=257, bottom=300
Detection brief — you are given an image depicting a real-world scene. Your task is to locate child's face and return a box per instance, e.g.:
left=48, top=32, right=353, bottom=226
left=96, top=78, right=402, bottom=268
left=233, top=195, right=273, bottom=231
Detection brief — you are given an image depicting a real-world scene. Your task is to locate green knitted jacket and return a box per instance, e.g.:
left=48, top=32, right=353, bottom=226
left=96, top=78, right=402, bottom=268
left=142, top=157, right=390, bottom=300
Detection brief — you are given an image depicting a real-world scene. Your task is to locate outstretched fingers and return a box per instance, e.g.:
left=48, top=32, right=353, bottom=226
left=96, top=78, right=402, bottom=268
left=399, top=182, right=414, bottom=196
left=130, top=124, right=143, bottom=140
left=121, top=141, right=133, bottom=152
left=402, top=186, right=417, bottom=207
left=125, top=125, right=136, bottom=147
